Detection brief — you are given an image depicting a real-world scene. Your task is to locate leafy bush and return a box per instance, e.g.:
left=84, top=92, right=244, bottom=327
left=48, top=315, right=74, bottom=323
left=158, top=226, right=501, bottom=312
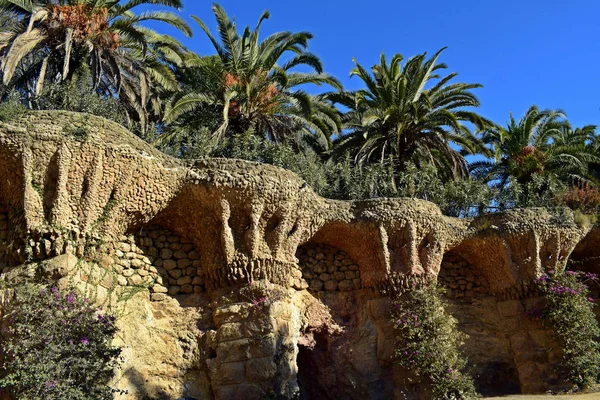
left=388, top=274, right=477, bottom=399
left=0, top=284, right=123, bottom=400
left=494, top=174, right=566, bottom=210
left=33, top=65, right=128, bottom=127
left=556, top=182, right=600, bottom=214
left=534, top=270, right=600, bottom=389
left=0, top=92, right=27, bottom=122
left=159, top=123, right=585, bottom=218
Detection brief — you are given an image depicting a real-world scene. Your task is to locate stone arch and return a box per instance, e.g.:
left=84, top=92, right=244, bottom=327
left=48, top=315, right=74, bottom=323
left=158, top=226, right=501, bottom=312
left=292, top=223, right=396, bottom=400
left=567, top=226, right=600, bottom=315
left=299, top=221, right=386, bottom=288
left=438, top=251, right=521, bottom=396
left=438, top=252, right=490, bottom=300
left=568, top=226, right=600, bottom=274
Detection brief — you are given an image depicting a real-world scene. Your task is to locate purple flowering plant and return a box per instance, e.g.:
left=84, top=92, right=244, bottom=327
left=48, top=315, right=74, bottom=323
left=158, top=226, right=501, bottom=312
left=534, top=269, right=600, bottom=389
left=389, top=274, right=477, bottom=399
left=0, top=284, right=124, bottom=399
left=240, top=279, right=283, bottom=311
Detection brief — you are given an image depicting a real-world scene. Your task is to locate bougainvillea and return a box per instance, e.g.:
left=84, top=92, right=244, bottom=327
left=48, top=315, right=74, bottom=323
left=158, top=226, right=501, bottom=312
left=535, top=270, right=600, bottom=389
left=389, top=274, right=477, bottom=399
left=0, top=284, right=123, bottom=400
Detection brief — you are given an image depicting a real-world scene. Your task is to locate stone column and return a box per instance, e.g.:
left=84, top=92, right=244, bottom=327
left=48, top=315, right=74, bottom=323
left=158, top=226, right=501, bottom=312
left=207, top=283, right=301, bottom=399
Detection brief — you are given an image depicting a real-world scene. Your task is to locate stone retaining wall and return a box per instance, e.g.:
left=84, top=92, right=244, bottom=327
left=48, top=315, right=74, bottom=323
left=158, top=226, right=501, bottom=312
left=439, top=253, right=490, bottom=298
left=297, top=244, right=362, bottom=292
left=112, top=226, right=205, bottom=300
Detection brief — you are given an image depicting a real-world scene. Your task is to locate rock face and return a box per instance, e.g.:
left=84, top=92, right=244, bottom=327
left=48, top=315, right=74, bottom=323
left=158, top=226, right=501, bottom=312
left=0, top=111, right=596, bottom=399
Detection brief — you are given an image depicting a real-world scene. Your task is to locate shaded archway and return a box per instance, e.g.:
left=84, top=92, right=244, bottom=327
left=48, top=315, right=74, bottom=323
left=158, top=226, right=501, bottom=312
left=439, top=252, right=520, bottom=396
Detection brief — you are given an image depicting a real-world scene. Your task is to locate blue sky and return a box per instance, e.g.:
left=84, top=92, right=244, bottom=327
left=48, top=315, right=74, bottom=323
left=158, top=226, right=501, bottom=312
left=149, top=0, right=600, bottom=129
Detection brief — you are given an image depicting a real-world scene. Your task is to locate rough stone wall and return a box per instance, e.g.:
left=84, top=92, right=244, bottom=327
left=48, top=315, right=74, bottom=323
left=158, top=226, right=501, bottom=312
left=297, top=244, right=362, bottom=292
left=439, top=255, right=562, bottom=395
left=0, top=111, right=599, bottom=399
left=0, top=214, right=17, bottom=269
left=113, top=227, right=205, bottom=299
left=439, top=253, right=490, bottom=298
left=207, top=286, right=302, bottom=399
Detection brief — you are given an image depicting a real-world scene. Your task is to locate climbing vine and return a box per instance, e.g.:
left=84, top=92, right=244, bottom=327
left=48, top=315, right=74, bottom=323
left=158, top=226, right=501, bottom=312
left=388, top=274, right=477, bottom=399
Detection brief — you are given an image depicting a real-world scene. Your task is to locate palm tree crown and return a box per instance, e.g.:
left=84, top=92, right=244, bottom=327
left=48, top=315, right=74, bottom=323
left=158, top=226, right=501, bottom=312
left=165, top=3, right=342, bottom=146
left=0, top=0, right=192, bottom=127
left=471, top=106, right=599, bottom=189
left=329, top=48, right=492, bottom=179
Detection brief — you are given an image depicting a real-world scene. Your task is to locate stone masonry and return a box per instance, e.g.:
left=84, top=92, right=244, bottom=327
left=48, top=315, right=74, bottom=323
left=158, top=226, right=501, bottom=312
left=0, top=111, right=599, bottom=399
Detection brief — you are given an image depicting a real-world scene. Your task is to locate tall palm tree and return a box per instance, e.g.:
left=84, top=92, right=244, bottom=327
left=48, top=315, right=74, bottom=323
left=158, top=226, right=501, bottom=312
left=0, top=0, right=192, bottom=129
left=164, top=3, right=342, bottom=146
left=471, top=106, right=599, bottom=189
left=328, top=48, right=492, bottom=180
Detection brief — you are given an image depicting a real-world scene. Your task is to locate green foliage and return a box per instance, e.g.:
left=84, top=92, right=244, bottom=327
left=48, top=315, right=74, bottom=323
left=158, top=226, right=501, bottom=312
left=472, top=107, right=599, bottom=193
left=328, top=48, right=492, bottom=180
left=573, top=210, right=598, bottom=230
left=165, top=4, right=342, bottom=147
left=535, top=271, right=600, bottom=389
left=0, top=92, right=27, bottom=122
left=389, top=275, right=477, bottom=399
left=325, top=161, right=494, bottom=217
left=63, top=124, right=90, bottom=141
left=0, top=284, right=124, bottom=400
left=0, top=0, right=191, bottom=133
left=494, top=174, right=566, bottom=210
left=34, top=66, right=128, bottom=126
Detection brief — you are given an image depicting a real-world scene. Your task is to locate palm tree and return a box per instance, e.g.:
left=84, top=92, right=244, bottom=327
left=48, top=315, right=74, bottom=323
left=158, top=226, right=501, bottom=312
left=164, top=3, right=342, bottom=147
left=0, top=0, right=192, bottom=129
left=471, top=106, right=599, bottom=190
left=328, top=48, right=492, bottom=180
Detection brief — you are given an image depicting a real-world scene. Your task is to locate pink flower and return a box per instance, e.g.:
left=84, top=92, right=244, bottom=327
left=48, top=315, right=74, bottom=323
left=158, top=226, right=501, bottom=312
left=589, top=297, right=595, bottom=302
left=66, top=293, right=76, bottom=304
left=80, top=337, right=90, bottom=345
left=45, top=380, right=58, bottom=389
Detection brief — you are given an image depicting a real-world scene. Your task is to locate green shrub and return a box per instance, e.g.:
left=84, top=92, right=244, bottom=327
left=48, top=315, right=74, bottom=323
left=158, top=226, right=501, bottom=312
left=0, top=284, right=124, bottom=399
left=494, top=175, right=566, bottom=210
left=0, top=92, right=27, bottom=122
left=33, top=65, right=128, bottom=127
left=573, top=210, right=598, bottom=230
left=535, top=270, right=600, bottom=389
left=388, top=274, right=477, bottom=399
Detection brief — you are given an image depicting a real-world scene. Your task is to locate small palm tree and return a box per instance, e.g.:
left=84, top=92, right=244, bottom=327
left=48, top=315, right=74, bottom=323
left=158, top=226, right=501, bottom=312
left=0, top=0, right=192, bottom=128
left=471, top=106, right=599, bottom=189
left=329, top=48, right=492, bottom=180
left=164, top=3, right=342, bottom=146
